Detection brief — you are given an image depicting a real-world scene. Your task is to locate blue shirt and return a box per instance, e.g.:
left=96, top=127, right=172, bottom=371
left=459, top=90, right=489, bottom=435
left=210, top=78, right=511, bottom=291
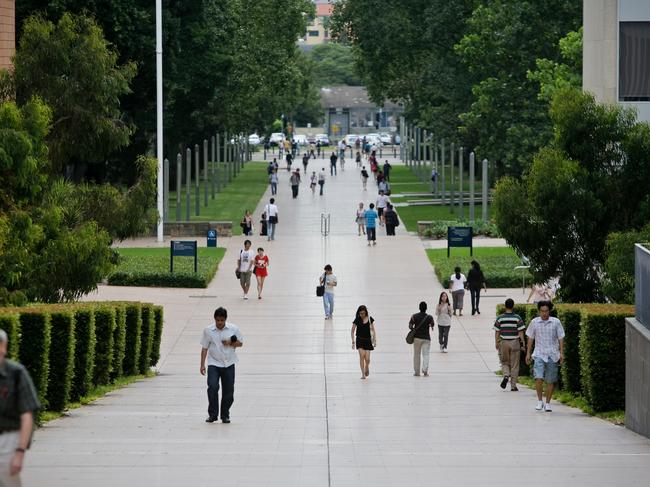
left=364, top=209, right=378, bottom=228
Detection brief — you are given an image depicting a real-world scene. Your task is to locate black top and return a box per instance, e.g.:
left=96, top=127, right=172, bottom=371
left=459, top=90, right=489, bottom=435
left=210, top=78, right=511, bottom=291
left=330, top=154, right=337, bottom=164
left=361, top=169, right=369, bottom=178
left=409, top=312, right=434, bottom=340
left=0, top=360, right=41, bottom=430
left=384, top=209, right=399, bottom=226
left=353, top=316, right=374, bottom=339
left=467, top=268, right=485, bottom=288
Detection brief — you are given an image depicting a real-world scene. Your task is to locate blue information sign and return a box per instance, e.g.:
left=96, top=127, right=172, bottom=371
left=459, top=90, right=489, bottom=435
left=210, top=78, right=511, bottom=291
left=447, top=226, right=473, bottom=257
left=207, top=229, right=217, bottom=248
left=170, top=240, right=198, bottom=273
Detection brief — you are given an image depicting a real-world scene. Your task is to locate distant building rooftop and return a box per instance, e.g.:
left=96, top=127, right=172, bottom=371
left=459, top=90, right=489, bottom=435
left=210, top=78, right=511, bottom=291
left=320, top=86, right=402, bottom=110
left=316, top=3, right=333, bottom=16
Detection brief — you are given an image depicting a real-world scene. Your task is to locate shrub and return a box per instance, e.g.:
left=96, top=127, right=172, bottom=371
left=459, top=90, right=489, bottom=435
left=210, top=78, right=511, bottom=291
left=123, top=303, right=142, bottom=376
left=0, top=314, right=20, bottom=359
left=108, top=272, right=210, bottom=288
left=111, top=304, right=126, bottom=380
left=17, top=311, right=51, bottom=407
left=150, top=306, right=164, bottom=367
left=138, top=304, right=154, bottom=375
left=580, top=311, right=628, bottom=412
left=422, top=220, right=501, bottom=239
left=93, top=307, right=115, bottom=386
left=47, top=310, right=75, bottom=412
left=558, top=309, right=582, bottom=394
left=70, top=308, right=96, bottom=402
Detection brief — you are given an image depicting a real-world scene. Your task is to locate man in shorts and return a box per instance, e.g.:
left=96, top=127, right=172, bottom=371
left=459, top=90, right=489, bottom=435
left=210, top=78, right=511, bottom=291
left=237, top=240, right=255, bottom=300
left=525, top=300, right=565, bottom=412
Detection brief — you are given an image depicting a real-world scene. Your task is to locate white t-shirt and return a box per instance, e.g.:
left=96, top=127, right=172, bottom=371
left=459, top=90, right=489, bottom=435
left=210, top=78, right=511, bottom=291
left=449, top=274, right=467, bottom=292
left=376, top=195, right=390, bottom=209
left=323, top=274, right=337, bottom=294
left=265, top=203, right=278, bottom=219
left=239, top=249, right=255, bottom=272
left=318, top=171, right=326, bottom=182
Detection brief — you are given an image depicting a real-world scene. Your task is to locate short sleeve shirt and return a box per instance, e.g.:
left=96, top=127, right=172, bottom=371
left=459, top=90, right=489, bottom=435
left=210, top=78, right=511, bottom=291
left=200, top=323, right=244, bottom=368
left=0, top=360, right=41, bottom=430
left=526, top=317, right=565, bottom=362
left=324, top=274, right=337, bottom=294
left=449, top=274, right=467, bottom=292
left=494, top=312, right=525, bottom=339
left=364, top=210, right=378, bottom=228
left=239, top=249, right=255, bottom=272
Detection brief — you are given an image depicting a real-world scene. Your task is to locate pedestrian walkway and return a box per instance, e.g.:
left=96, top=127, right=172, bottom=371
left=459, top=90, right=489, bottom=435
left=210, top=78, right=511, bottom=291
left=24, top=161, right=650, bottom=486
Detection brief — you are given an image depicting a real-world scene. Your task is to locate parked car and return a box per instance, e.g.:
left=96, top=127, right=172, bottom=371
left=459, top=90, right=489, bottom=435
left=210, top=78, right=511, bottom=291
left=307, top=134, right=317, bottom=144
left=344, top=134, right=360, bottom=146
left=315, top=133, right=330, bottom=145
left=248, top=134, right=261, bottom=146
left=293, top=134, right=308, bottom=146
left=365, top=133, right=383, bottom=146
left=378, top=132, right=392, bottom=145
left=269, top=132, right=285, bottom=146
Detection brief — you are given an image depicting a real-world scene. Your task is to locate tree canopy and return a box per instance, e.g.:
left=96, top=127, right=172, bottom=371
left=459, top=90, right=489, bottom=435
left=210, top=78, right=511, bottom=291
left=306, top=43, right=362, bottom=87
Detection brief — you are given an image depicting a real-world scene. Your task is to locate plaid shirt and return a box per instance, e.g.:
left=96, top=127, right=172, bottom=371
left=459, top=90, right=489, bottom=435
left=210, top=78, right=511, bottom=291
left=0, top=359, right=41, bottom=430
left=526, top=317, right=565, bottom=362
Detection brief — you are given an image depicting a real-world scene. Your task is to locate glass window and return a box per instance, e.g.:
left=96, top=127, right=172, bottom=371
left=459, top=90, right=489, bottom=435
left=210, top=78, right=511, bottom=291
left=308, top=30, right=320, bottom=37
left=619, top=22, right=650, bottom=101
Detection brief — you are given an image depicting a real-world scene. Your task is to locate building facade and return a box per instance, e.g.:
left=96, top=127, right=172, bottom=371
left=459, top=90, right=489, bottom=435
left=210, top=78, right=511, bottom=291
left=0, top=0, right=15, bottom=71
left=302, top=1, right=334, bottom=47
left=584, top=0, right=650, bottom=121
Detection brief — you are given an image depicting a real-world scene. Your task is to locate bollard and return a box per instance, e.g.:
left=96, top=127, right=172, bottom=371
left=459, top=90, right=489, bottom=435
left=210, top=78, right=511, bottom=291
left=176, top=153, right=182, bottom=222
left=469, top=152, right=476, bottom=222
left=482, top=158, right=488, bottom=221
left=185, top=148, right=191, bottom=221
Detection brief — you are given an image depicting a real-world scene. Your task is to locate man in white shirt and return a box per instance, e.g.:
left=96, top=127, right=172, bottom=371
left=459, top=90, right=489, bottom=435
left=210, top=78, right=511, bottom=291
left=319, top=264, right=337, bottom=319
left=525, top=300, right=565, bottom=412
left=237, top=240, right=255, bottom=299
left=265, top=198, right=279, bottom=241
left=376, top=190, right=390, bottom=226
left=200, top=307, right=244, bottom=423
left=318, top=168, right=326, bottom=196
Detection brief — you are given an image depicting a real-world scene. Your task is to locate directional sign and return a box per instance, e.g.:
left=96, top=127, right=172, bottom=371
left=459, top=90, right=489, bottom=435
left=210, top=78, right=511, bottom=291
left=207, top=230, right=217, bottom=248
left=170, top=240, right=198, bottom=273
left=447, top=226, right=473, bottom=257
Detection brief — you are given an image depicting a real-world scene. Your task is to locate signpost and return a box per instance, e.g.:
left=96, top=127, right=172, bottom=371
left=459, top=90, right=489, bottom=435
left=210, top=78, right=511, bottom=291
left=207, top=229, right=217, bottom=248
left=170, top=240, right=198, bottom=273
left=447, top=226, right=473, bottom=258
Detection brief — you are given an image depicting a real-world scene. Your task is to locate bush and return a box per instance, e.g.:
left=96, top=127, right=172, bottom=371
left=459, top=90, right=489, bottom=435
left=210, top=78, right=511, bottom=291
left=580, top=311, right=628, bottom=412
left=70, top=308, right=96, bottom=402
left=138, top=304, right=154, bottom=375
left=111, top=304, right=126, bottom=380
left=422, top=220, right=500, bottom=239
left=123, top=304, right=142, bottom=376
left=0, top=313, right=20, bottom=359
left=46, top=310, right=75, bottom=412
left=108, top=272, right=210, bottom=288
left=93, top=307, right=115, bottom=386
left=558, top=309, right=582, bottom=394
left=17, top=311, right=51, bottom=407
left=150, top=306, right=164, bottom=367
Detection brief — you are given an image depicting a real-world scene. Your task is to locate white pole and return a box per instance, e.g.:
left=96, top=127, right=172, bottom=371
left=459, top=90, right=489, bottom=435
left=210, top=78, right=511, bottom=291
left=156, top=0, right=164, bottom=242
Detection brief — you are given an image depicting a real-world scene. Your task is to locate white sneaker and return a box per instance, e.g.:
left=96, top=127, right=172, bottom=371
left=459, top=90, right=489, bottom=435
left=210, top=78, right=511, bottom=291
left=442, top=348, right=448, bottom=353
left=439, top=344, right=444, bottom=351
left=544, top=403, right=552, bottom=412
left=535, top=401, right=544, bottom=411
left=243, top=295, right=248, bottom=300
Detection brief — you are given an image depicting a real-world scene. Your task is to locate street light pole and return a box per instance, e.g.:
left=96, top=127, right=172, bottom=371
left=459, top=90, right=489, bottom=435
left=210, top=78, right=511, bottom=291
left=156, top=0, right=164, bottom=242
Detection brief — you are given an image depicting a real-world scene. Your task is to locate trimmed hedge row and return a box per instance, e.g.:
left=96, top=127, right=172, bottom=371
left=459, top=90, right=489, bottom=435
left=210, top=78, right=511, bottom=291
left=495, top=302, right=634, bottom=413
left=0, top=301, right=163, bottom=413
left=108, top=272, right=210, bottom=288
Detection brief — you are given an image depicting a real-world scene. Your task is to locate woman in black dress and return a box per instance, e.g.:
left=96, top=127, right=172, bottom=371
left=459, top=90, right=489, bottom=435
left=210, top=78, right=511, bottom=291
left=351, top=305, right=377, bottom=379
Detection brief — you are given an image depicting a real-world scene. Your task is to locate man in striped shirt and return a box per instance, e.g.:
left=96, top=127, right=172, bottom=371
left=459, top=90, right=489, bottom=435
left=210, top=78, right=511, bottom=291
left=494, top=298, right=525, bottom=391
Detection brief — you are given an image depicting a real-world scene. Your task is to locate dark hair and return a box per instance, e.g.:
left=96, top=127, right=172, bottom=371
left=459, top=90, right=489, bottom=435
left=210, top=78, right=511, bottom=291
left=270, top=198, right=275, bottom=204
left=504, top=298, right=515, bottom=309
left=257, top=247, right=264, bottom=252
left=244, top=240, right=251, bottom=246
left=369, top=203, right=375, bottom=209
left=324, top=264, right=332, bottom=271
left=214, top=307, right=228, bottom=319
left=355, top=305, right=368, bottom=320
left=454, top=266, right=461, bottom=279
left=537, top=300, right=554, bottom=311
left=438, top=292, right=449, bottom=304
left=419, top=301, right=427, bottom=312
left=471, top=260, right=481, bottom=271
left=387, top=203, right=393, bottom=210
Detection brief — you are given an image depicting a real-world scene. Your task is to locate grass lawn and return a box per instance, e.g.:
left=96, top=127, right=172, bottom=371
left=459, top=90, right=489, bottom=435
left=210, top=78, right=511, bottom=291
left=168, top=162, right=268, bottom=235
left=108, top=247, right=226, bottom=288
left=426, top=247, right=528, bottom=288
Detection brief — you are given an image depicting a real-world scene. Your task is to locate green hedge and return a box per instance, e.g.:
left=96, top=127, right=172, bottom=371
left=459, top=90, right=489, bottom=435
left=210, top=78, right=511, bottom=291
left=123, top=304, right=142, bottom=376
left=111, top=304, right=127, bottom=381
left=47, top=310, right=76, bottom=412
left=18, top=312, right=51, bottom=408
left=558, top=309, right=582, bottom=394
left=138, top=304, right=154, bottom=375
left=580, top=311, right=628, bottom=412
left=108, top=272, right=210, bottom=288
left=93, top=307, right=115, bottom=386
left=0, top=314, right=20, bottom=359
left=70, top=308, right=96, bottom=402
left=150, top=306, right=164, bottom=367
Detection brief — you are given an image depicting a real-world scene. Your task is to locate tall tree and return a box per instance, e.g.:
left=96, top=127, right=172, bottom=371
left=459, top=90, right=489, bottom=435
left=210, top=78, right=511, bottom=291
left=307, top=43, right=362, bottom=87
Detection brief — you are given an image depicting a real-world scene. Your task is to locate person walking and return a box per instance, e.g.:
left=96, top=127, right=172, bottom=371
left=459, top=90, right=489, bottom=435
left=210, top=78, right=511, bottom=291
left=265, top=198, right=279, bottom=241
left=376, top=190, right=390, bottom=226
left=355, top=203, right=366, bottom=236
left=449, top=266, right=467, bottom=316
left=384, top=203, right=399, bottom=236
left=269, top=169, right=278, bottom=196
left=0, top=329, right=40, bottom=487
left=290, top=169, right=301, bottom=199
left=236, top=240, right=255, bottom=300
left=409, top=302, right=435, bottom=376
left=253, top=247, right=269, bottom=299
left=436, top=292, right=453, bottom=352
left=383, top=160, right=392, bottom=181
left=318, top=168, right=326, bottom=195
left=302, top=153, right=309, bottom=173
left=494, top=298, right=525, bottom=391
left=351, top=305, right=377, bottom=379
left=259, top=211, right=267, bottom=237
left=467, top=260, right=487, bottom=315
left=330, top=152, right=338, bottom=176
left=360, top=166, right=369, bottom=190
left=355, top=151, right=362, bottom=168
left=316, top=140, right=321, bottom=158
left=319, top=265, right=337, bottom=319
left=525, top=301, right=565, bottom=412
left=239, top=210, right=253, bottom=236
left=310, top=171, right=317, bottom=194
left=200, top=307, right=244, bottom=424
left=364, top=203, right=378, bottom=246
left=285, top=150, right=293, bottom=172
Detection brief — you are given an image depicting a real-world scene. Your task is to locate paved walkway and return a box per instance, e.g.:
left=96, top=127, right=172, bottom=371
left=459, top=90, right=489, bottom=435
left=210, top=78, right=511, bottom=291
left=24, top=161, right=650, bottom=486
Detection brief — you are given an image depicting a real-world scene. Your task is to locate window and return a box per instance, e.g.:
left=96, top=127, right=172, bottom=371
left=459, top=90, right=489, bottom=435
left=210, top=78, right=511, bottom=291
left=308, top=30, right=320, bottom=37
left=619, top=22, right=650, bottom=101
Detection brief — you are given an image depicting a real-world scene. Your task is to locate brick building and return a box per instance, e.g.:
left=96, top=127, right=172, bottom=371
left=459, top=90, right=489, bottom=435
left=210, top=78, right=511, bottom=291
left=0, top=0, right=15, bottom=71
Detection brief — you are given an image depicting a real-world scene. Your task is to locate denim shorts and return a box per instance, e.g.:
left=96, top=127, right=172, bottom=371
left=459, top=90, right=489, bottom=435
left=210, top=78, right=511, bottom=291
left=533, top=357, right=560, bottom=383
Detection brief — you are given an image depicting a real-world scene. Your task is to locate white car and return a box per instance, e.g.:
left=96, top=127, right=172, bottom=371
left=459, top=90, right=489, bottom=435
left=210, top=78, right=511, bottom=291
left=366, top=133, right=383, bottom=146
left=344, top=134, right=360, bottom=146
left=378, top=132, right=392, bottom=145
left=315, top=133, right=330, bottom=145
left=248, top=134, right=261, bottom=146
left=269, top=133, right=285, bottom=146
left=293, top=134, right=308, bottom=146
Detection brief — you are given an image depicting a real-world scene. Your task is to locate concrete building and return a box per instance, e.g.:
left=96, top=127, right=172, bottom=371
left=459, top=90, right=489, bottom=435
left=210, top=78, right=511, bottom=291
left=301, top=2, right=334, bottom=48
left=0, top=0, right=15, bottom=71
left=583, top=0, right=650, bottom=121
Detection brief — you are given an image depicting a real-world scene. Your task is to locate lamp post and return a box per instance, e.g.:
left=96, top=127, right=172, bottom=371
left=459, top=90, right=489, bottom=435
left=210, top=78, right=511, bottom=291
left=156, top=0, right=164, bottom=242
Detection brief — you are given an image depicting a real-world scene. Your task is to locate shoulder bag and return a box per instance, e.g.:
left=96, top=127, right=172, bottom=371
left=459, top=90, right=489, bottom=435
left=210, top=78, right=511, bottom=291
left=406, top=315, right=430, bottom=345
left=316, top=273, right=326, bottom=297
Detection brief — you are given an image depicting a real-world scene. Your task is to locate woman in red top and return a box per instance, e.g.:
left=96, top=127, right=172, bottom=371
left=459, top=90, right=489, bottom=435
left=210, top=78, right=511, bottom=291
left=253, top=247, right=269, bottom=299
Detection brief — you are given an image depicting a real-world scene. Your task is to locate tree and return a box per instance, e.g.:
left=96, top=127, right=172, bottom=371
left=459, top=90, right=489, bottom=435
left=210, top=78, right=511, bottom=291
left=494, top=89, right=650, bottom=301
left=9, top=13, right=136, bottom=178
left=602, top=225, right=650, bottom=304
left=307, top=43, right=362, bottom=87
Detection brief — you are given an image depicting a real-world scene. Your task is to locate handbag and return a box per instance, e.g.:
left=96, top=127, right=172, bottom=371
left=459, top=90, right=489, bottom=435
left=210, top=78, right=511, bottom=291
left=406, top=315, right=430, bottom=345
left=235, top=270, right=241, bottom=279
left=316, top=273, right=326, bottom=297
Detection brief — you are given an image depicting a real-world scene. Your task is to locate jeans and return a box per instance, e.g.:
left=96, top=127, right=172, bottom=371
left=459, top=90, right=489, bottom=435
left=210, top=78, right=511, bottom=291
left=267, top=221, right=276, bottom=240
left=319, top=181, right=324, bottom=195
left=469, top=287, right=481, bottom=313
left=291, top=185, right=299, bottom=198
left=330, top=164, right=337, bottom=175
left=207, top=364, right=235, bottom=420
left=413, top=338, right=431, bottom=374
left=438, top=325, right=450, bottom=348
left=367, top=227, right=376, bottom=241
left=386, top=224, right=396, bottom=236
left=323, top=292, right=334, bottom=317
left=270, top=182, right=277, bottom=195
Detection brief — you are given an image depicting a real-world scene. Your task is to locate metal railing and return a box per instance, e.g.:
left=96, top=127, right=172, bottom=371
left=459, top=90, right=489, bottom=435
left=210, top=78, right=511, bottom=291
left=635, top=244, right=650, bottom=329
left=321, top=213, right=331, bottom=237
